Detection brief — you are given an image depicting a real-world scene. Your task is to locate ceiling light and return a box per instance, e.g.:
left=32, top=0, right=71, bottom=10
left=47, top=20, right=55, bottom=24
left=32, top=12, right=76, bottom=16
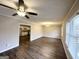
left=40, top=22, right=62, bottom=25
left=41, top=22, right=53, bottom=25
left=44, top=25, right=51, bottom=27
left=0, top=0, right=38, bottom=19
left=19, top=6, right=25, bottom=12
left=17, top=11, right=26, bottom=16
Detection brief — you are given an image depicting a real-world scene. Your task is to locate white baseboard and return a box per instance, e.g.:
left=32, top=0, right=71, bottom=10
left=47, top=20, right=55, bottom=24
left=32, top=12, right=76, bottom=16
left=31, top=36, right=43, bottom=41
left=0, top=44, right=19, bottom=53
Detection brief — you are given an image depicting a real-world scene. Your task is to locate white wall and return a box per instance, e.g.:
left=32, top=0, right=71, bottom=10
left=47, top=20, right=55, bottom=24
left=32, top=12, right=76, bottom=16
left=0, top=15, right=31, bottom=53
left=43, top=25, right=61, bottom=39
left=31, top=23, right=43, bottom=41
left=0, top=15, right=43, bottom=53
left=31, top=24, right=62, bottom=41
left=0, top=15, right=19, bottom=53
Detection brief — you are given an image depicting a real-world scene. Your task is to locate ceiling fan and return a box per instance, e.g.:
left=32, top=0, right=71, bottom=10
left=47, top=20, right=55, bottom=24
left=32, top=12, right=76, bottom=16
left=0, top=0, right=38, bottom=19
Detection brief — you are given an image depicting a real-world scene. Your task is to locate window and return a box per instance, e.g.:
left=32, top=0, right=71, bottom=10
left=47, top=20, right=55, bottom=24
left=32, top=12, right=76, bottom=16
left=66, top=15, right=79, bottom=59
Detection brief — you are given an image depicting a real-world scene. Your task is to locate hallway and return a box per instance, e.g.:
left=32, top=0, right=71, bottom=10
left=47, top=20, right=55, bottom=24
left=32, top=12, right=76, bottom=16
left=0, top=37, right=67, bottom=59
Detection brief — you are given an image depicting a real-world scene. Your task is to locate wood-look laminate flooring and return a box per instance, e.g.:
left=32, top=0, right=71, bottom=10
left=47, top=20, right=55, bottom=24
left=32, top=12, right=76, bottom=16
left=0, top=37, right=67, bottom=59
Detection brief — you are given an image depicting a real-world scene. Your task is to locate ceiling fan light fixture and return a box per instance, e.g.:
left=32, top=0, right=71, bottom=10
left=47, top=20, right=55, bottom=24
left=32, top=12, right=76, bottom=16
left=19, top=6, right=25, bottom=11
left=0, top=0, right=38, bottom=19
left=17, top=11, right=26, bottom=16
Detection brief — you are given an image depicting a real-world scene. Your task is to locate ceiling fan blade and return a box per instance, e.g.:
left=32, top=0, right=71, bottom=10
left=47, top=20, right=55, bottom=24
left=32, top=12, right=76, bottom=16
left=18, top=0, right=24, bottom=6
left=25, top=15, right=30, bottom=19
left=0, top=4, right=15, bottom=10
left=27, top=12, right=38, bottom=16
left=12, top=13, right=18, bottom=16
left=18, top=0, right=26, bottom=11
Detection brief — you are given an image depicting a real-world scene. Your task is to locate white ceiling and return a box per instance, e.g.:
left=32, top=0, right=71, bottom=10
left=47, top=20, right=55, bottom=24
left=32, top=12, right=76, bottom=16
left=0, top=0, right=75, bottom=22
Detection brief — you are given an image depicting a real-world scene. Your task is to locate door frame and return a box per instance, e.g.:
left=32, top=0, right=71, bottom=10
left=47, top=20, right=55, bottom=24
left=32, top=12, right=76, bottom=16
left=19, top=24, right=31, bottom=44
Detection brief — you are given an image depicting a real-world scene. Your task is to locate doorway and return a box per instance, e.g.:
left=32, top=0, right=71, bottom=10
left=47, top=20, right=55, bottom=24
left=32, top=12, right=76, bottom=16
left=19, top=25, right=31, bottom=45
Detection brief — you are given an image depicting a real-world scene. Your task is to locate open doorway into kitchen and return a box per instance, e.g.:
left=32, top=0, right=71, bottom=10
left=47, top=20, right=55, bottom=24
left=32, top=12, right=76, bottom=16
left=19, top=25, right=31, bottom=45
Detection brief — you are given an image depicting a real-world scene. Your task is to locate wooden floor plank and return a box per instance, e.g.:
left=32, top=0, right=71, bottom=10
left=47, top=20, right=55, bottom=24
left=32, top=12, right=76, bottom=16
left=0, top=37, right=67, bottom=59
